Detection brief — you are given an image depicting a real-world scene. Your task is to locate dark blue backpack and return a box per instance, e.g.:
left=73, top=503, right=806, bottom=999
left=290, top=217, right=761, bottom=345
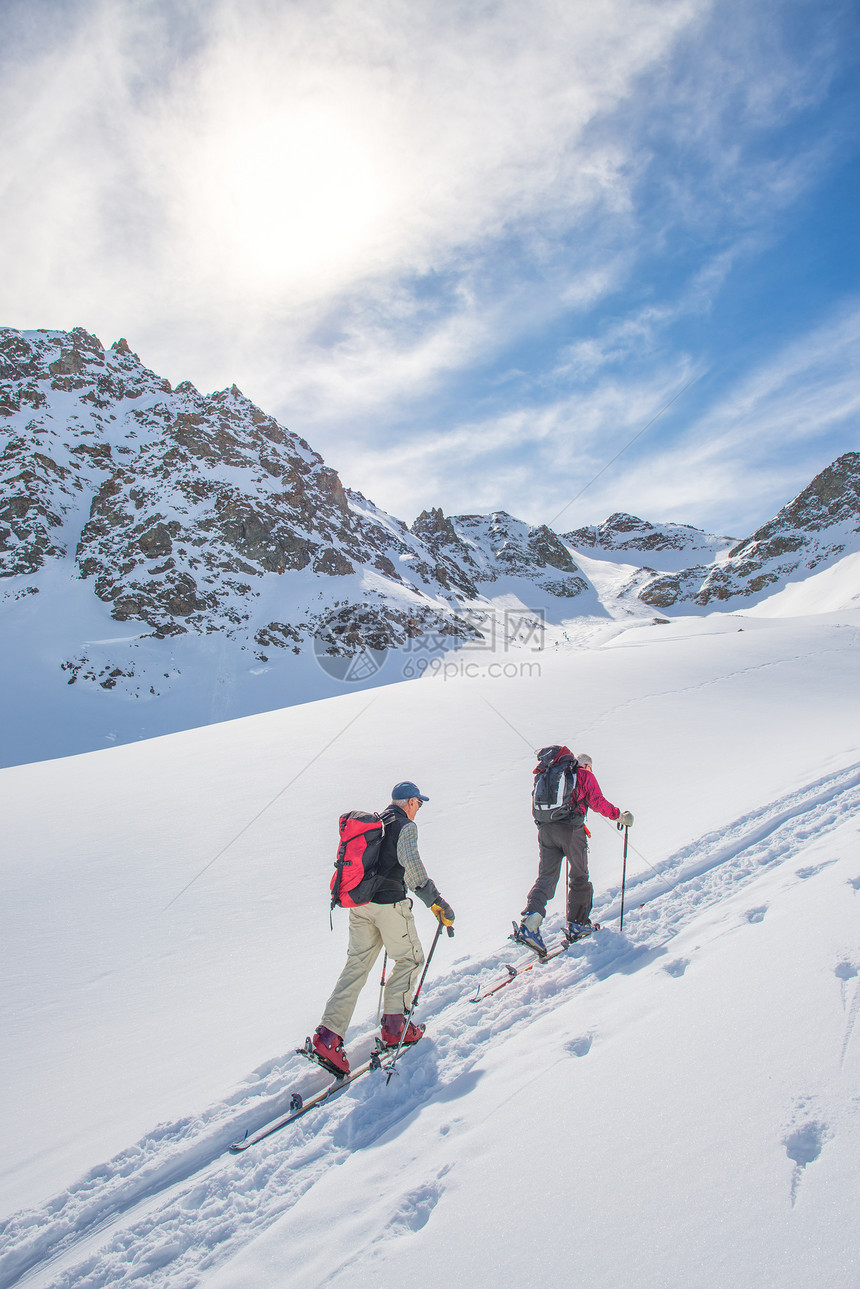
left=531, top=745, right=581, bottom=824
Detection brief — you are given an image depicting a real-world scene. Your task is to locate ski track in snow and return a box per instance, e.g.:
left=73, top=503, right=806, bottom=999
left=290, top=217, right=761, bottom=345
left=2, top=761, right=860, bottom=1289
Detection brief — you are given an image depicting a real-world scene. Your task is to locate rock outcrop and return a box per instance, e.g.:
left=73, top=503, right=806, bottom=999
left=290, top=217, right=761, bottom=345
left=638, top=454, right=860, bottom=608
left=0, top=327, right=597, bottom=697
left=565, top=512, right=735, bottom=567
left=3, top=325, right=856, bottom=727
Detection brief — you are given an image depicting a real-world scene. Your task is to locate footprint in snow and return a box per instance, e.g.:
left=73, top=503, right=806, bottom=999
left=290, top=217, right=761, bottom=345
left=386, top=1181, right=444, bottom=1234
left=834, top=960, right=858, bottom=986
left=782, top=1119, right=830, bottom=1206
left=796, top=860, right=838, bottom=879
left=663, top=958, right=689, bottom=978
left=835, top=962, right=860, bottom=1066
left=564, top=1034, right=593, bottom=1058
left=745, top=906, right=768, bottom=924
left=848, top=876, right=860, bottom=893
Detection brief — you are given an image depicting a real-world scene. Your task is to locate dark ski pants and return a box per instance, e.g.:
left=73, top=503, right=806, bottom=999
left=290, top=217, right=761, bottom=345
left=524, top=818, right=592, bottom=925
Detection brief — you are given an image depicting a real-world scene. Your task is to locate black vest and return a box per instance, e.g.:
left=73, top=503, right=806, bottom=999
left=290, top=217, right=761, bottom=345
left=372, top=805, right=410, bottom=903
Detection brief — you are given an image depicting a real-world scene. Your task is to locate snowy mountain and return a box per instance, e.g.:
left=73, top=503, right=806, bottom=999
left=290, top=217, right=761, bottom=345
left=0, top=326, right=484, bottom=656
left=0, top=327, right=596, bottom=765
left=414, top=506, right=589, bottom=598
left=1, top=606, right=859, bottom=1289
left=564, top=511, right=736, bottom=572
left=636, top=453, right=860, bottom=610
left=2, top=326, right=858, bottom=769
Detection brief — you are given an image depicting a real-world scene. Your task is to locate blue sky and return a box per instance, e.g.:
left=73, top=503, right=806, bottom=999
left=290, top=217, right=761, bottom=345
left=1, top=0, right=857, bottom=538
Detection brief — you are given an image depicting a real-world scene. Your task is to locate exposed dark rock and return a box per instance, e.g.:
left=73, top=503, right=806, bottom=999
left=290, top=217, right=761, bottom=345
left=638, top=566, right=709, bottom=608
left=528, top=525, right=578, bottom=573
left=139, top=523, right=174, bottom=559
left=314, top=547, right=354, bottom=576
left=412, top=506, right=460, bottom=546
left=566, top=512, right=734, bottom=559
left=636, top=453, right=860, bottom=608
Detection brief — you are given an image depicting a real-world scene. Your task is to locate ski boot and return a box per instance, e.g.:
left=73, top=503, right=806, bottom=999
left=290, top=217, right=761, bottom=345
left=512, top=911, right=547, bottom=957
left=380, top=1013, right=426, bottom=1047
left=311, top=1025, right=350, bottom=1077
left=562, top=919, right=597, bottom=944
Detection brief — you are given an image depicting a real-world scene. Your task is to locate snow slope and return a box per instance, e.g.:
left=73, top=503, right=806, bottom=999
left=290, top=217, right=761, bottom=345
left=1, top=607, right=859, bottom=1288
left=746, top=548, right=860, bottom=617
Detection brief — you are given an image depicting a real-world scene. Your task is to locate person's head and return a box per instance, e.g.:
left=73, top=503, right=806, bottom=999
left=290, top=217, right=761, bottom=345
left=391, top=780, right=429, bottom=821
left=576, top=753, right=592, bottom=770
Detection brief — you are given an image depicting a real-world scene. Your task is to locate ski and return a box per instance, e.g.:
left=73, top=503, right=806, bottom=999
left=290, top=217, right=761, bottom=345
left=230, top=1040, right=391, bottom=1151
left=471, top=924, right=599, bottom=1003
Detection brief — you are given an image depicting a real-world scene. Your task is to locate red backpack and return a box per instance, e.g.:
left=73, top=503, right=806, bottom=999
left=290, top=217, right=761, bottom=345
left=330, top=811, right=387, bottom=909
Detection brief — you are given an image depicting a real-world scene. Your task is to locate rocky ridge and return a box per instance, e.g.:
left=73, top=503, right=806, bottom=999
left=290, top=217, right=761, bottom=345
left=0, top=327, right=593, bottom=697
left=2, top=326, right=858, bottom=734
left=637, top=453, right=860, bottom=608
left=564, top=512, right=735, bottom=569
left=413, top=507, right=589, bottom=598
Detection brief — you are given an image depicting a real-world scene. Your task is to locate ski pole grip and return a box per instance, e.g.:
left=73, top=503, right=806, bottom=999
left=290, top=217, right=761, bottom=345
left=446, top=925, right=455, bottom=937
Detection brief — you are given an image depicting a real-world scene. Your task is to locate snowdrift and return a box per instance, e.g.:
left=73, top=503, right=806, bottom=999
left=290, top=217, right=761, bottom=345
left=1, top=607, right=859, bottom=1289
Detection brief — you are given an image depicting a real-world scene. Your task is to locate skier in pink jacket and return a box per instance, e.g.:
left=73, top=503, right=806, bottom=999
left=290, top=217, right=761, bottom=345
left=516, top=748, right=633, bottom=956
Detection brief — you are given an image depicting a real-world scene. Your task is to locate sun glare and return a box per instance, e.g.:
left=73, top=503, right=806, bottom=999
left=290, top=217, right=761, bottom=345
left=192, top=109, right=390, bottom=295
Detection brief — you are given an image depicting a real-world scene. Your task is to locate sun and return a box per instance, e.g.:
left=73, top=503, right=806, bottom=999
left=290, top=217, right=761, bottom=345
left=183, top=106, right=392, bottom=297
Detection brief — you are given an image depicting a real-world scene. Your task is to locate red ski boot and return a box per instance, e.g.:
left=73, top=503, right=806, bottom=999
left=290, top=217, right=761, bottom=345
left=380, top=1013, right=425, bottom=1047
left=312, top=1025, right=350, bottom=1076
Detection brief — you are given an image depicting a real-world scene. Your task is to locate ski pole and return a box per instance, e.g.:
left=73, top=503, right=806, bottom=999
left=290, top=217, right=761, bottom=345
left=564, top=855, right=569, bottom=925
left=385, top=919, right=452, bottom=1084
left=376, top=952, right=388, bottom=1025
left=618, top=823, right=629, bottom=930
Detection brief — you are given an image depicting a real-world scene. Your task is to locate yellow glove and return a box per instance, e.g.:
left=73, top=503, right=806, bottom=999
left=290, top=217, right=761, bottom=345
left=431, top=899, right=455, bottom=927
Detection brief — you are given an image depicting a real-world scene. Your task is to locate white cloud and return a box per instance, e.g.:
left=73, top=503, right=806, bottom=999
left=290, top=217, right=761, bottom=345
left=334, top=361, right=702, bottom=524
left=0, top=0, right=855, bottom=541
left=335, top=297, right=860, bottom=535
left=678, top=301, right=860, bottom=457
left=0, top=0, right=701, bottom=373
left=574, top=301, right=860, bottom=534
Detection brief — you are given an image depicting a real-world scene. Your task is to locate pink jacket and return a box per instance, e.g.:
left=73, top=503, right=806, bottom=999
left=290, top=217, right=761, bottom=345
left=575, top=766, right=620, bottom=821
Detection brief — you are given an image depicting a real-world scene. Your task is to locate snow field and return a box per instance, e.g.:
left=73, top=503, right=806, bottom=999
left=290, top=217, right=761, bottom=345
left=1, top=608, right=859, bottom=1287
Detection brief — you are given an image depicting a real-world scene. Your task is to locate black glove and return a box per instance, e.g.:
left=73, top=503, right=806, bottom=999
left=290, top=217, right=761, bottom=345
left=414, top=878, right=441, bottom=909
left=431, top=898, right=455, bottom=927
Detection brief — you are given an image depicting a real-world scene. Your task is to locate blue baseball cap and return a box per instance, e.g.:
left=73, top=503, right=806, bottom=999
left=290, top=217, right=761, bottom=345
left=391, top=780, right=429, bottom=802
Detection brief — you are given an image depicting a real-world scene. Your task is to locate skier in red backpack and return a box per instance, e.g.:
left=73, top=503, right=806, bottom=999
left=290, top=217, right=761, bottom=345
left=312, top=781, right=455, bottom=1077
left=516, top=748, right=632, bottom=956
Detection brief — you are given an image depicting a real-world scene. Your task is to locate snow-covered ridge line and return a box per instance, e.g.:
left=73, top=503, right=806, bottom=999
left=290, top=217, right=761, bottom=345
left=1, top=326, right=607, bottom=765
left=3, top=763, right=857, bottom=1289
left=634, top=452, right=860, bottom=611
left=3, top=326, right=860, bottom=767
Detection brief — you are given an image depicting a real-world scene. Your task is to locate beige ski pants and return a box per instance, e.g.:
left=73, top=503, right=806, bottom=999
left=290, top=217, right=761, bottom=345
left=321, top=899, right=425, bottom=1039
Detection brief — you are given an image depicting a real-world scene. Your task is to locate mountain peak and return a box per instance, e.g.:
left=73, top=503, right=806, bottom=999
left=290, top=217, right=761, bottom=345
left=2, top=323, right=857, bottom=764
left=638, top=452, right=860, bottom=609
left=732, top=451, right=860, bottom=558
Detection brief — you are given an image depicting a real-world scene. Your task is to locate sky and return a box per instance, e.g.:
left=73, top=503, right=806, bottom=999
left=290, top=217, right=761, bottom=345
left=0, top=0, right=858, bottom=538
